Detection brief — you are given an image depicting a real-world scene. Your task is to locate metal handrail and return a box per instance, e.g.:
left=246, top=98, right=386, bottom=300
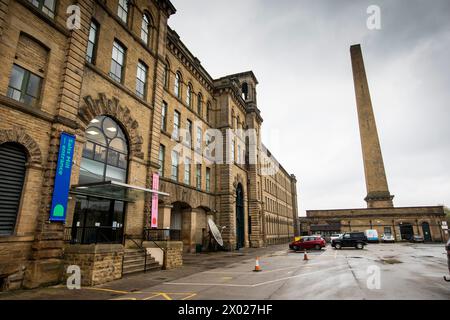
left=144, top=228, right=181, bottom=242
left=124, top=234, right=151, bottom=273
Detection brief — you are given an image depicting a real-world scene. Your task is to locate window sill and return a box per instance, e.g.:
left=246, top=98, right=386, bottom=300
left=16, top=0, right=70, bottom=36
left=86, top=62, right=154, bottom=110
left=0, top=94, right=53, bottom=122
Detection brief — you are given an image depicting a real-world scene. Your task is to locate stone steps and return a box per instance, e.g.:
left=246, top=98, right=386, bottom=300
left=122, top=248, right=161, bottom=276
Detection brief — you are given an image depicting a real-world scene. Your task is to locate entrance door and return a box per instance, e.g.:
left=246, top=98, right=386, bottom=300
left=236, top=184, right=245, bottom=249
left=72, top=197, right=125, bottom=244
left=400, top=224, right=414, bottom=241
left=422, top=222, right=432, bottom=242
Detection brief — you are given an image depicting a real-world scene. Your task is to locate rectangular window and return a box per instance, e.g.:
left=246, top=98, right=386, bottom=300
left=196, top=127, right=202, bottom=151
left=136, top=61, right=148, bottom=99
left=28, top=0, right=56, bottom=18
left=186, top=120, right=192, bottom=147
left=206, top=167, right=211, bottom=192
left=161, top=102, right=168, bottom=131
left=173, top=111, right=180, bottom=139
left=196, top=164, right=202, bottom=189
left=117, top=0, right=128, bottom=23
left=86, top=20, right=99, bottom=63
left=158, top=144, right=165, bottom=177
left=184, top=158, right=191, bottom=185
left=171, top=150, right=179, bottom=181
left=7, top=64, right=42, bottom=107
left=110, top=41, right=126, bottom=83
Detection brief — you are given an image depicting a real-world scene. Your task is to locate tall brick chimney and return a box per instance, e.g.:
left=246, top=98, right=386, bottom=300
left=350, top=44, right=394, bottom=208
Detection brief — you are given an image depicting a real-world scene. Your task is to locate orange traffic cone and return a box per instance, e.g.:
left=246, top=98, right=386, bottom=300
left=304, top=249, right=309, bottom=261
left=253, top=257, right=262, bottom=272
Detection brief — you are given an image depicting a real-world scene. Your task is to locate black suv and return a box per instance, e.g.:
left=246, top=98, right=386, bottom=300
left=331, top=232, right=368, bottom=250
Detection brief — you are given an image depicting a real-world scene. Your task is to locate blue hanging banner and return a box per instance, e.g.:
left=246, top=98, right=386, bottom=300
left=49, top=132, right=76, bottom=222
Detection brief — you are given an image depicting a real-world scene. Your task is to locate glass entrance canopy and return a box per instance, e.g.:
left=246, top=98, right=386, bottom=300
left=70, top=180, right=169, bottom=202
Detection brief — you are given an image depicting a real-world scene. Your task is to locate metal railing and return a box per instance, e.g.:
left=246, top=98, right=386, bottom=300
left=64, top=226, right=124, bottom=245
left=144, top=228, right=181, bottom=242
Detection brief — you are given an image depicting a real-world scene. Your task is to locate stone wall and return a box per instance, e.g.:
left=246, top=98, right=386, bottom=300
left=144, top=241, right=183, bottom=270
left=63, top=244, right=124, bottom=287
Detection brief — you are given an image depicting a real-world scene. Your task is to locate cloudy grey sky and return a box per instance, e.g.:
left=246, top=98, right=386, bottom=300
left=169, top=0, right=450, bottom=216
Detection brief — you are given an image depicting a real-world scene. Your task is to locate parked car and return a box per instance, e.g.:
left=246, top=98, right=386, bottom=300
left=381, top=233, right=395, bottom=243
left=330, top=234, right=342, bottom=242
left=364, top=229, right=379, bottom=243
left=331, top=232, right=367, bottom=250
left=289, top=235, right=326, bottom=251
left=410, top=235, right=424, bottom=243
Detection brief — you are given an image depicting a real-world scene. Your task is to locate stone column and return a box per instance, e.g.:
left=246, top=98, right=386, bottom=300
left=157, top=204, right=173, bottom=229
left=181, top=208, right=197, bottom=253
left=350, top=44, right=394, bottom=208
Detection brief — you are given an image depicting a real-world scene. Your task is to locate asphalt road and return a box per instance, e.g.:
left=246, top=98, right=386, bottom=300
left=1, top=243, right=449, bottom=300
left=112, top=242, right=450, bottom=300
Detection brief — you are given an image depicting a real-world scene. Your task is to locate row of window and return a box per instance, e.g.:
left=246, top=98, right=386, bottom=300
left=86, top=19, right=151, bottom=100
left=264, top=196, right=292, bottom=216
left=158, top=145, right=211, bottom=192
left=163, top=66, right=212, bottom=123
left=265, top=215, right=293, bottom=236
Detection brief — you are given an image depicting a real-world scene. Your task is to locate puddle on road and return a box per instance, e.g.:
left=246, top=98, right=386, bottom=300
left=378, top=258, right=402, bottom=264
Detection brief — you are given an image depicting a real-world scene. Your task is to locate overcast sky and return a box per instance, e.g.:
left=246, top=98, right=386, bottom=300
left=169, top=0, right=450, bottom=216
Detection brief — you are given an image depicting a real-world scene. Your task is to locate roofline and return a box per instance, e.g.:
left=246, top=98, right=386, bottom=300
left=306, top=205, right=445, bottom=213
left=261, top=143, right=295, bottom=181
left=215, top=71, right=259, bottom=84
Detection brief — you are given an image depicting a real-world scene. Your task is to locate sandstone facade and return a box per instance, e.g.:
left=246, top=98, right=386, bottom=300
left=0, top=0, right=299, bottom=290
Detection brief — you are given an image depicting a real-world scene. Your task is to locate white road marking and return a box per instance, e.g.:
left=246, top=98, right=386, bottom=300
left=163, top=264, right=348, bottom=288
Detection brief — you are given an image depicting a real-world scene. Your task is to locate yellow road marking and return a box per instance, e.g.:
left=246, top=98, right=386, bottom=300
left=160, top=293, right=173, bottom=300
left=143, top=293, right=161, bottom=300
left=84, top=287, right=142, bottom=295
left=182, top=293, right=197, bottom=300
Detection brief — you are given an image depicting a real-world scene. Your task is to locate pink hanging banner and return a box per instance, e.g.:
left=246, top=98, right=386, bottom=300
left=151, top=173, right=160, bottom=228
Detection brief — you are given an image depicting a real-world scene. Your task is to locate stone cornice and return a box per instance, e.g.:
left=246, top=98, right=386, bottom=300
left=213, top=80, right=247, bottom=114
left=155, top=0, right=177, bottom=17
left=166, top=27, right=214, bottom=93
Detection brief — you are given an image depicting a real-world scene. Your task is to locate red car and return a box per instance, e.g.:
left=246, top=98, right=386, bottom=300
left=289, top=236, right=326, bottom=251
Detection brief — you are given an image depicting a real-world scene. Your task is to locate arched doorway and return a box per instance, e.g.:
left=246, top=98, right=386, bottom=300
left=421, top=222, right=432, bottom=242
left=400, top=223, right=414, bottom=241
left=71, top=115, right=129, bottom=244
left=236, top=183, right=245, bottom=249
left=0, top=143, right=27, bottom=236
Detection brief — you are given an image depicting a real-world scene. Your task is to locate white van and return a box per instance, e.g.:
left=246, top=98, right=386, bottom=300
left=364, top=229, right=379, bottom=243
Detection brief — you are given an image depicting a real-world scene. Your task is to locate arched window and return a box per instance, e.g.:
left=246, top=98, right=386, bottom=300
left=0, top=143, right=27, bottom=235
left=141, top=13, right=152, bottom=45
left=174, top=71, right=181, bottom=98
left=79, top=115, right=129, bottom=185
left=186, top=83, right=192, bottom=107
left=163, top=60, right=170, bottom=88
left=197, top=93, right=203, bottom=116
left=206, top=101, right=211, bottom=123
left=242, top=82, right=249, bottom=100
